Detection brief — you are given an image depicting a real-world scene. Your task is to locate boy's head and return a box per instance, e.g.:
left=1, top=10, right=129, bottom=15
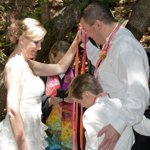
left=49, top=41, right=70, bottom=64
left=68, top=74, right=103, bottom=108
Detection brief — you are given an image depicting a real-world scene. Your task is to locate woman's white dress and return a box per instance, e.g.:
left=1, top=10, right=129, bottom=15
left=0, top=55, right=48, bottom=150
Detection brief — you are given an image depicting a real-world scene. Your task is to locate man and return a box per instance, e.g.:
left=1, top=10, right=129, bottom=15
left=79, top=2, right=150, bottom=150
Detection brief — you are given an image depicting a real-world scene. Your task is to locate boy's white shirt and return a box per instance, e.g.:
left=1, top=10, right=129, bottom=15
left=83, top=96, right=134, bottom=150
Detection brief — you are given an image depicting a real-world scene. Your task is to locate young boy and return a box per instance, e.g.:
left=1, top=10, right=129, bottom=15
left=68, top=74, right=134, bottom=150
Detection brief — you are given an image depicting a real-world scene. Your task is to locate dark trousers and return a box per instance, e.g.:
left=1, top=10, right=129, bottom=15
left=131, top=107, right=150, bottom=150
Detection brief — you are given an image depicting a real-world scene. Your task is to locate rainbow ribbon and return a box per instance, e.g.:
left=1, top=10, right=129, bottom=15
left=72, top=34, right=87, bottom=150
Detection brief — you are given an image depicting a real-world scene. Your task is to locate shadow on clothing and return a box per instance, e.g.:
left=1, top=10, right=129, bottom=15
left=132, top=107, right=150, bottom=150
left=46, top=148, right=61, bottom=150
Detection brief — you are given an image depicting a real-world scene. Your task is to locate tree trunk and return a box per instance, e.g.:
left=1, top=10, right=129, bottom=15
left=37, top=0, right=89, bottom=62
left=0, top=63, right=7, bottom=120
left=126, top=0, right=150, bottom=40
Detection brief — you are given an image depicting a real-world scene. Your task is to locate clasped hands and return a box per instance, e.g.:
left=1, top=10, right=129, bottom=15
left=48, top=96, right=73, bottom=106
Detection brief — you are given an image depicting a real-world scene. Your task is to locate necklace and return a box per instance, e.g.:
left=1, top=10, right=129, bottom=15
left=93, top=92, right=108, bottom=105
left=94, top=24, right=121, bottom=75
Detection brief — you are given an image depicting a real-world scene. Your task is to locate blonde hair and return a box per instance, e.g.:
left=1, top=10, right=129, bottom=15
left=8, top=18, right=47, bottom=44
left=22, top=18, right=46, bottom=41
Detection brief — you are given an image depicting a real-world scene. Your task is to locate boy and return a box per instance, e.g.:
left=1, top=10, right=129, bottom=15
left=68, top=74, right=134, bottom=150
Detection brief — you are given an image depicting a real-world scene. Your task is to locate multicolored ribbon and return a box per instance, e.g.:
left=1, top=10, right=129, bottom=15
left=72, top=34, right=87, bottom=150
left=80, top=34, right=87, bottom=150
left=72, top=37, right=79, bottom=150
left=95, top=24, right=120, bottom=75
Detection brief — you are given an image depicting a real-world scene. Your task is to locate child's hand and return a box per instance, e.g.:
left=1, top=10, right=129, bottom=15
left=49, top=96, right=63, bottom=106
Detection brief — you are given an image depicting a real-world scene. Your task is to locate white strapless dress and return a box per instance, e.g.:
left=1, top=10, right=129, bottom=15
left=0, top=56, right=48, bottom=150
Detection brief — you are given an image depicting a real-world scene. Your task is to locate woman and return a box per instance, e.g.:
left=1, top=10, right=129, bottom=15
left=0, top=18, right=77, bottom=150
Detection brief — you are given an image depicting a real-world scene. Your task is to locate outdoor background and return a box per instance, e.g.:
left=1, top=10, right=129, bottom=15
left=0, top=0, right=150, bottom=121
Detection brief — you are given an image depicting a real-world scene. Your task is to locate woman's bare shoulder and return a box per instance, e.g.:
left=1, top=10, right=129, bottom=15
left=5, top=55, right=25, bottom=75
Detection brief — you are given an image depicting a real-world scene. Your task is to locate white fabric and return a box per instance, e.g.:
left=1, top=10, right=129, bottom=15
left=0, top=56, right=48, bottom=150
left=83, top=96, right=134, bottom=150
left=86, top=27, right=150, bottom=135
left=59, top=73, right=65, bottom=79
left=133, top=116, right=150, bottom=136
left=81, top=41, right=100, bottom=66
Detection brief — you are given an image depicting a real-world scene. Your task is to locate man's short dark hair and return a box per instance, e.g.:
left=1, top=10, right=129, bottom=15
left=81, top=1, right=116, bottom=25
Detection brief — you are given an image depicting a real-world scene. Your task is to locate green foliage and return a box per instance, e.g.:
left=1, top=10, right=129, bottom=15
left=0, top=5, right=9, bottom=60
left=0, top=5, right=5, bottom=12
left=0, top=50, right=7, bottom=64
left=87, top=0, right=120, bottom=6
left=0, top=0, right=45, bottom=61
left=41, top=0, right=49, bottom=3
left=18, top=0, right=42, bottom=19
left=104, top=0, right=120, bottom=5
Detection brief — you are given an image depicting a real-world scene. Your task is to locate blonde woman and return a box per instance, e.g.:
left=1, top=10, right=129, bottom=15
left=0, top=18, right=77, bottom=150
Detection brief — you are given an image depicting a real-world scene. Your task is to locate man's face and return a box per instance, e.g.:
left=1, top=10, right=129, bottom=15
left=80, top=18, right=104, bottom=45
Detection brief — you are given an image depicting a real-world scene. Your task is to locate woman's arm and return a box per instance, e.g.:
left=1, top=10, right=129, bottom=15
left=5, top=63, right=28, bottom=150
left=30, top=39, right=77, bottom=77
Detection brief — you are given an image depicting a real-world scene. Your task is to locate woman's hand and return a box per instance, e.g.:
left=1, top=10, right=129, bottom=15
left=77, top=26, right=88, bottom=43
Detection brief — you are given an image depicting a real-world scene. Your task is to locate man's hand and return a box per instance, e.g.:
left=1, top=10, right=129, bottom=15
left=49, top=96, right=63, bottom=106
left=98, top=124, right=120, bottom=150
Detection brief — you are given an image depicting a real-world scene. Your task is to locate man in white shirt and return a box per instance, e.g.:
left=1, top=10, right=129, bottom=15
left=79, top=2, right=150, bottom=150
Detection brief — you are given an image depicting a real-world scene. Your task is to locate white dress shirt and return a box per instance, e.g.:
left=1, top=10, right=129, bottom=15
left=83, top=96, right=134, bottom=150
left=86, top=26, right=150, bottom=135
